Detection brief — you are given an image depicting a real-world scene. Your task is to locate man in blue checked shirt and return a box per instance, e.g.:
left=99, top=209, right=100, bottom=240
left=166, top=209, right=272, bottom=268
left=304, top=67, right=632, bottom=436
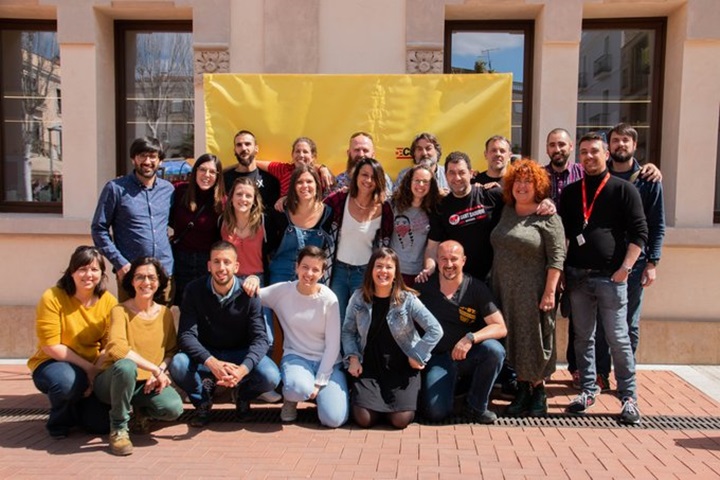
left=92, top=137, right=174, bottom=304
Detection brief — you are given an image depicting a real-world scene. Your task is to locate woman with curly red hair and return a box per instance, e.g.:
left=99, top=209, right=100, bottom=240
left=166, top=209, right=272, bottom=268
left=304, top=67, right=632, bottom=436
left=490, top=159, right=565, bottom=417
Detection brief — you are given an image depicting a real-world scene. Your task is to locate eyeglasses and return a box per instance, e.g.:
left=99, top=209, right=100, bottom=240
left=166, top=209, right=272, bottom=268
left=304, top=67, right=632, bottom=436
left=133, top=274, right=159, bottom=283
left=198, top=167, right=218, bottom=176
left=412, top=179, right=431, bottom=185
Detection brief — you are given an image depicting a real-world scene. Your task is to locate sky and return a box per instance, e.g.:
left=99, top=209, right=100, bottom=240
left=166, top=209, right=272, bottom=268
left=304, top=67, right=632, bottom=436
left=450, top=31, right=525, bottom=81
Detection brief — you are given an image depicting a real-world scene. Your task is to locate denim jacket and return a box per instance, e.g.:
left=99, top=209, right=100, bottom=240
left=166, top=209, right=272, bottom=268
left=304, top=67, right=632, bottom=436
left=341, top=290, right=443, bottom=367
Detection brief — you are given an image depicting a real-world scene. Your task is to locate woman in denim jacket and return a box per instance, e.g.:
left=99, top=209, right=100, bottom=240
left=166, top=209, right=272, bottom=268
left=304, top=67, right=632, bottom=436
left=342, top=247, right=442, bottom=429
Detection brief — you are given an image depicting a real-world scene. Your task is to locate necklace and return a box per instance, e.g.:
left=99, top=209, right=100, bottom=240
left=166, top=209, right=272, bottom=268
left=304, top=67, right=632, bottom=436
left=353, top=197, right=373, bottom=210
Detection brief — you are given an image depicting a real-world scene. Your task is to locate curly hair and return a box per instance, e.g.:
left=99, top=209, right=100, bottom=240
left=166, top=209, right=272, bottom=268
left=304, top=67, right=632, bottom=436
left=391, top=165, right=442, bottom=214
left=121, top=257, right=169, bottom=302
left=502, top=158, right=550, bottom=205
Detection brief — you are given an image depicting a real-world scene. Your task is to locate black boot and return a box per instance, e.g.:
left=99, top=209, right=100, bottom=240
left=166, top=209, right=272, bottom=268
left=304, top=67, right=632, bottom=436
left=529, top=383, right=548, bottom=417
left=505, top=381, right=531, bottom=416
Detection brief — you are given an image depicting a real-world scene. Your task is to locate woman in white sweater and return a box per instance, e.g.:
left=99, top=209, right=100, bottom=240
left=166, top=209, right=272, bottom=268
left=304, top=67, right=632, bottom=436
left=244, top=245, right=348, bottom=428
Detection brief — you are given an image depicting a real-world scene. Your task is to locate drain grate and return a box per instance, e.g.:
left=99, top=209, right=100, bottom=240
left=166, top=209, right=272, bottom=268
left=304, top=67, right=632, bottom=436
left=2, top=408, right=720, bottom=430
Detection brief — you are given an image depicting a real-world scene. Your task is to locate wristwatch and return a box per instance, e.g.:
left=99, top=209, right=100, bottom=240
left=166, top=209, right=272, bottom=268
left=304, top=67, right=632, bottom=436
left=465, top=332, right=475, bottom=344
left=622, top=264, right=633, bottom=273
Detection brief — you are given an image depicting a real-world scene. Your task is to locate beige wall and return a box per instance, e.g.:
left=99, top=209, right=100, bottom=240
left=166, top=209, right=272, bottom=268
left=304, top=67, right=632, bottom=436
left=0, top=0, right=719, bottom=362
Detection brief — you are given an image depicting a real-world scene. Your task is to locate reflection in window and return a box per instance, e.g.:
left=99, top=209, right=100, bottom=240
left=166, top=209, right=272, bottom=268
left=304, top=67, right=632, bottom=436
left=445, top=21, right=533, bottom=155
left=577, top=20, right=665, bottom=164
left=116, top=22, right=193, bottom=174
left=1, top=22, right=62, bottom=211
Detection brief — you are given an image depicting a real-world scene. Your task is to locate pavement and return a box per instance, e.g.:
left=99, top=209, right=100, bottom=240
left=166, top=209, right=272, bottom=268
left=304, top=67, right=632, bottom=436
left=0, top=362, right=718, bottom=479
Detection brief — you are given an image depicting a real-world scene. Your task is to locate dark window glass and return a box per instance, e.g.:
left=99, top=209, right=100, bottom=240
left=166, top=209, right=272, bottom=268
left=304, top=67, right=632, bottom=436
left=0, top=21, right=62, bottom=212
left=115, top=21, right=193, bottom=175
left=445, top=21, right=534, bottom=155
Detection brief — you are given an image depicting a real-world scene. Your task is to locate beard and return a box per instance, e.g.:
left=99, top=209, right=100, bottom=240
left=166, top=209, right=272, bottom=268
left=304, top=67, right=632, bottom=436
left=550, top=152, right=569, bottom=168
left=416, top=155, right=438, bottom=170
left=234, top=151, right=255, bottom=167
left=134, top=165, right=157, bottom=179
left=610, top=149, right=634, bottom=164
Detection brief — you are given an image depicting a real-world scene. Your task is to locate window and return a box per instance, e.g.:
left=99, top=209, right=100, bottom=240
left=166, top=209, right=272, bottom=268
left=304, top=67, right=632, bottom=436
left=577, top=18, right=666, bottom=165
left=445, top=21, right=534, bottom=156
left=115, top=21, right=194, bottom=175
left=0, top=20, right=62, bottom=213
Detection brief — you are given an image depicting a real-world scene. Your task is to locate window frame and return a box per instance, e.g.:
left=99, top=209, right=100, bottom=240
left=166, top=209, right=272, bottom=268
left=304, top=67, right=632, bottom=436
left=0, top=19, right=61, bottom=214
left=579, top=17, right=666, bottom=167
left=443, top=20, right=535, bottom=156
left=114, top=20, right=193, bottom=177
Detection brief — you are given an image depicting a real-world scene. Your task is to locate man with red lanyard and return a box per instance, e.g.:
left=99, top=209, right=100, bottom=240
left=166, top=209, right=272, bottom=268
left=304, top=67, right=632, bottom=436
left=558, top=132, right=647, bottom=425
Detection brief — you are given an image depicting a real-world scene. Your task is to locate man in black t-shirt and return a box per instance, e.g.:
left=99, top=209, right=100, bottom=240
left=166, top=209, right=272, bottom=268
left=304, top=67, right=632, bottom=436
left=416, top=241, right=507, bottom=424
left=222, top=130, right=280, bottom=209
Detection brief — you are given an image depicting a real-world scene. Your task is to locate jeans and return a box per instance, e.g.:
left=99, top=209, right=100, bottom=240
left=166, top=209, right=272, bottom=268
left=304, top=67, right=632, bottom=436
left=566, top=267, right=637, bottom=400
left=93, top=359, right=184, bottom=431
left=281, top=354, right=349, bottom=428
left=330, top=261, right=367, bottom=321
left=420, top=339, right=505, bottom=421
left=32, top=360, right=110, bottom=436
left=172, top=249, right=210, bottom=306
left=169, top=350, right=280, bottom=407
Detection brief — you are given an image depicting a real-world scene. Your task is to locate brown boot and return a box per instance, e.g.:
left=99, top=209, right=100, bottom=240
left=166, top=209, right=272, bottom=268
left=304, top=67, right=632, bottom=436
left=109, top=429, right=133, bottom=456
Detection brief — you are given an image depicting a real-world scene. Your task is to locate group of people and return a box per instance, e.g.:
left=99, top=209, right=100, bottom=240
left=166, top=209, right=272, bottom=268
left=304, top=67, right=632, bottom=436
left=28, top=124, right=664, bottom=456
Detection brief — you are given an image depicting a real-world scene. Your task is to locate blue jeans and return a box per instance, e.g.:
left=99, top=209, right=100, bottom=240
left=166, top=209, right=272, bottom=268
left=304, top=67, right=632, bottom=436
left=330, top=261, right=366, bottom=321
left=32, top=360, right=110, bottom=436
left=281, top=354, right=349, bottom=428
left=566, top=267, right=637, bottom=400
left=93, top=359, right=184, bottom=431
left=420, top=339, right=505, bottom=421
left=169, top=350, right=280, bottom=407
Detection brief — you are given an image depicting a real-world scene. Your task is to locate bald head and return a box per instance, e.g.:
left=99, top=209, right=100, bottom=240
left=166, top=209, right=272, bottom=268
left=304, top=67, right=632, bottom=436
left=437, top=240, right=466, bottom=282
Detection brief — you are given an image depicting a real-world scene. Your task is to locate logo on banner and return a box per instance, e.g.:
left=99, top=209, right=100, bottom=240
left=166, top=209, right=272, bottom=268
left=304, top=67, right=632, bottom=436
left=395, top=147, right=412, bottom=161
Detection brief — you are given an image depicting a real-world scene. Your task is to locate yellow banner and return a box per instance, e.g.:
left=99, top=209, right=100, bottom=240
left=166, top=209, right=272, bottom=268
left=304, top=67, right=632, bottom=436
left=204, top=74, right=512, bottom=178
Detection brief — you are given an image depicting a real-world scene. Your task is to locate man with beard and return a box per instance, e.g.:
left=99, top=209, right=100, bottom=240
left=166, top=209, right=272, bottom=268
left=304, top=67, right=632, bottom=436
left=394, top=132, right=449, bottom=191
left=92, top=137, right=174, bottom=302
left=330, top=131, right=393, bottom=196
left=223, top=130, right=280, bottom=209
left=472, top=135, right=512, bottom=186
left=545, top=128, right=585, bottom=204
left=417, top=240, right=507, bottom=423
left=169, top=241, right=280, bottom=427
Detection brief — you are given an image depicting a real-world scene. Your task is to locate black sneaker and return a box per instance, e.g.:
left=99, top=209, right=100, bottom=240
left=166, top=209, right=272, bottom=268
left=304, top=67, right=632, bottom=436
left=190, top=402, right=212, bottom=428
left=235, top=398, right=251, bottom=421
left=566, top=391, right=596, bottom=414
left=463, top=405, right=497, bottom=424
left=619, top=397, right=641, bottom=425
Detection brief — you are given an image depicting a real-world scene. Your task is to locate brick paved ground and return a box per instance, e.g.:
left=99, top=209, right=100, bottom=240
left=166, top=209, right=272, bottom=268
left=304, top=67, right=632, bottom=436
left=0, top=365, right=718, bottom=479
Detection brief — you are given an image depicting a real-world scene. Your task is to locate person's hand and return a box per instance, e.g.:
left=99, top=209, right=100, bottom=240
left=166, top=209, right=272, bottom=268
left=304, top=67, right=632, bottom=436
left=415, top=265, right=435, bottom=284
left=481, top=181, right=501, bottom=190
left=274, top=196, right=287, bottom=212
left=318, top=166, right=334, bottom=191
left=218, top=363, right=248, bottom=388
left=144, top=374, right=159, bottom=394
left=451, top=337, right=472, bottom=361
left=153, top=371, right=172, bottom=393
left=242, top=275, right=260, bottom=297
left=308, top=385, right=320, bottom=401
left=611, top=266, right=631, bottom=284
left=639, top=163, right=662, bottom=182
left=641, top=263, right=657, bottom=287
left=536, top=198, right=557, bottom=216
left=539, top=291, right=556, bottom=312
left=347, top=356, right=363, bottom=377
left=408, top=357, right=424, bottom=370
left=116, top=263, right=131, bottom=281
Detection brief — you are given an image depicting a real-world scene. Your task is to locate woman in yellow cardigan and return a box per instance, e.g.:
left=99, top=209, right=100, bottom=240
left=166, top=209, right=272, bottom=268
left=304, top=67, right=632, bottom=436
left=28, top=246, right=117, bottom=438
left=94, top=257, right=183, bottom=456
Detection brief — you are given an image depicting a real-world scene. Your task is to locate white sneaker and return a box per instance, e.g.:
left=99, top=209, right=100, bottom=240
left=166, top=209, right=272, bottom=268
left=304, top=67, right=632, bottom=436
left=280, top=401, right=298, bottom=422
left=256, top=390, right=282, bottom=403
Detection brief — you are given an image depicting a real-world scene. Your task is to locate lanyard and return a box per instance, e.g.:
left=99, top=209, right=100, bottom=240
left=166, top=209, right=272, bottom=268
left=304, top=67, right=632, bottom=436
left=581, top=172, right=610, bottom=229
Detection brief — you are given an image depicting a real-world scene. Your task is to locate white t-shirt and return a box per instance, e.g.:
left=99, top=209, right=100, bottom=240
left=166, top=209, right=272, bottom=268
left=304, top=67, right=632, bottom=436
left=336, top=197, right=382, bottom=265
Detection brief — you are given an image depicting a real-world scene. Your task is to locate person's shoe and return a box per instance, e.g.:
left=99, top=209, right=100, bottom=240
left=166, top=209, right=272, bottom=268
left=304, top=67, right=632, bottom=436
left=566, top=391, right=596, bottom=414
left=256, top=390, right=282, bottom=404
left=201, top=377, right=217, bottom=402
left=505, top=381, right=531, bottom=416
left=498, top=378, right=519, bottom=400
left=596, top=373, right=611, bottom=392
left=280, top=401, right=298, bottom=422
left=529, top=384, right=548, bottom=417
left=619, top=397, right=641, bottom=425
left=129, top=410, right=151, bottom=435
left=189, top=402, right=212, bottom=428
left=235, top=398, right=251, bottom=421
left=571, top=370, right=581, bottom=390
left=463, top=405, right=497, bottom=425
left=109, top=429, right=133, bottom=456
left=48, top=427, right=69, bottom=439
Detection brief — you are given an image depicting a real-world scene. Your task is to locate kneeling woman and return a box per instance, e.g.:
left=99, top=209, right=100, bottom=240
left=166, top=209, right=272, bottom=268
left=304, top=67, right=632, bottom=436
left=94, top=257, right=184, bottom=456
left=246, top=246, right=348, bottom=428
left=342, top=247, right=443, bottom=429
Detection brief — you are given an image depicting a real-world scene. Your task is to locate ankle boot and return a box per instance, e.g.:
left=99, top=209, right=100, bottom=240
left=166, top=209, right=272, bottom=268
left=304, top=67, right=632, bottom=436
left=529, top=383, right=548, bottom=417
left=505, top=381, right=531, bottom=416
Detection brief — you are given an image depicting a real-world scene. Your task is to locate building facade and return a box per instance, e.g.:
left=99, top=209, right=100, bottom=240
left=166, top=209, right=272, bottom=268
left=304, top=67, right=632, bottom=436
left=0, top=0, right=718, bottom=363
